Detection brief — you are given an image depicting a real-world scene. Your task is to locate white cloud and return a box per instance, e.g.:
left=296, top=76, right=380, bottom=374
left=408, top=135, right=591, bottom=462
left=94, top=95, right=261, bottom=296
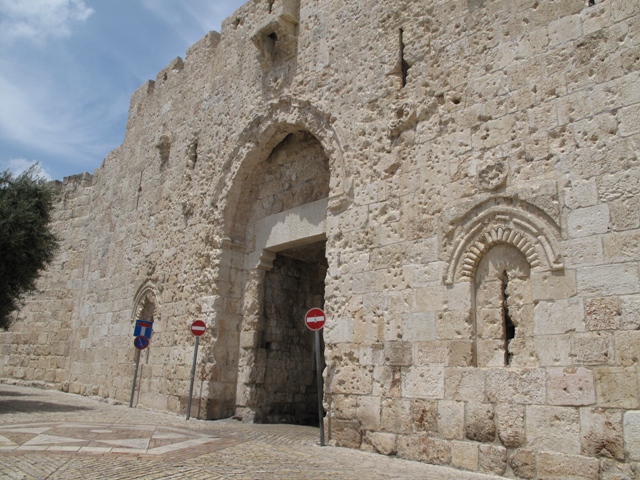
left=0, top=0, right=93, bottom=44
left=1, top=158, right=53, bottom=181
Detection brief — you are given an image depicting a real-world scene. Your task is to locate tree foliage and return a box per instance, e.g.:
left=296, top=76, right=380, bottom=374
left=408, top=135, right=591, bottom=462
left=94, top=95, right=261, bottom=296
left=0, top=166, right=58, bottom=329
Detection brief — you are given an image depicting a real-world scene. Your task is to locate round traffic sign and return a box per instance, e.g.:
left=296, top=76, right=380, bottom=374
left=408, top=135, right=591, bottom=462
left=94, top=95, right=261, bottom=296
left=134, top=335, right=149, bottom=350
left=191, top=320, right=206, bottom=337
left=305, top=308, right=326, bottom=331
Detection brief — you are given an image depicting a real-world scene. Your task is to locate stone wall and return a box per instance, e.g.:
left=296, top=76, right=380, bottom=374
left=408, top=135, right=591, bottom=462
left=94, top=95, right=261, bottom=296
left=2, top=0, right=640, bottom=478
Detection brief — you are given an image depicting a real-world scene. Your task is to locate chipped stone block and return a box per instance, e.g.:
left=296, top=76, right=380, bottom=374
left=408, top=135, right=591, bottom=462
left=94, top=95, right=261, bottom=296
left=465, top=402, right=496, bottom=442
left=478, top=444, right=507, bottom=476
left=534, top=298, right=585, bottom=335
left=402, top=366, right=444, bottom=399
left=381, top=398, right=411, bottom=434
left=356, top=395, right=381, bottom=431
left=451, top=440, right=478, bottom=471
left=509, top=449, right=537, bottom=479
left=595, top=367, right=640, bottom=408
left=331, top=419, right=362, bottom=449
left=571, top=332, right=613, bottom=365
left=411, top=399, right=438, bottom=434
left=363, top=431, right=397, bottom=456
left=444, top=367, right=486, bottom=402
left=624, top=410, right=640, bottom=461
left=547, top=367, right=596, bottom=406
left=383, top=341, right=412, bottom=366
left=531, top=270, right=577, bottom=301
left=581, top=407, right=624, bottom=461
left=536, top=451, right=599, bottom=480
left=614, top=330, right=640, bottom=366
left=420, top=436, right=451, bottom=466
left=332, top=365, right=373, bottom=395
left=586, top=297, right=622, bottom=331
left=526, top=405, right=581, bottom=454
left=577, top=264, right=640, bottom=297
left=437, top=400, right=464, bottom=440
left=486, top=368, right=546, bottom=405
left=496, top=403, right=525, bottom=448
left=567, top=204, right=611, bottom=238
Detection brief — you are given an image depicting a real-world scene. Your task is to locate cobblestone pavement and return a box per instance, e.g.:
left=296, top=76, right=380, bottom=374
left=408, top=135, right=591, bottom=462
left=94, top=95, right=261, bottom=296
left=0, top=383, right=502, bottom=479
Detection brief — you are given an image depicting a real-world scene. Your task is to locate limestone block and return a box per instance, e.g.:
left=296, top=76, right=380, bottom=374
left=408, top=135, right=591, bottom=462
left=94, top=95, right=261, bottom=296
left=332, top=365, right=373, bottom=395
left=535, top=334, right=573, bottom=366
left=362, top=431, right=397, bottom=456
left=381, top=398, right=412, bottom=434
left=594, top=367, right=640, bottom=409
left=356, top=395, right=381, bottom=431
left=411, top=399, right=438, bottom=434
left=598, top=458, right=637, bottom=480
left=448, top=340, right=473, bottom=367
left=444, top=367, right=486, bottom=402
left=615, top=331, right=640, bottom=366
left=624, top=410, right=640, bottom=461
left=619, top=103, right=640, bottom=136
left=604, top=231, right=640, bottom=262
left=401, top=312, right=436, bottom=342
left=450, top=441, right=478, bottom=471
left=536, top=452, right=599, bottom=480
left=610, top=197, right=640, bottom=231
left=547, top=367, right=596, bottom=406
left=414, top=341, right=449, bottom=365
left=580, top=407, right=624, bottom=461
left=567, top=204, right=611, bottom=238
left=564, top=178, right=598, bottom=210
left=577, top=263, right=640, bottom=296
left=531, top=270, right=577, bottom=301
left=396, top=434, right=420, bottom=462
left=420, top=437, right=451, bottom=466
left=526, top=405, right=581, bottom=454
left=561, top=237, right=604, bottom=267
left=465, top=402, right=496, bottom=443
left=402, top=366, right=444, bottom=399
left=435, top=400, right=464, bottom=441
left=487, top=368, right=546, bottom=404
left=571, top=332, right=613, bottom=365
left=478, top=444, right=507, bottom=476
left=496, top=403, right=525, bottom=448
left=598, top=169, right=640, bottom=202
left=621, top=295, right=640, bottom=330
left=383, top=341, right=412, bottom=366
left=586, top=297, right=622, bottom=331
left=435, top=310, right=472, bottom=340
left=534, top=298, right=585, bottom=335
left=331, top=419, right=362, bottom=449
left=509, top=449, right=536, bottom=480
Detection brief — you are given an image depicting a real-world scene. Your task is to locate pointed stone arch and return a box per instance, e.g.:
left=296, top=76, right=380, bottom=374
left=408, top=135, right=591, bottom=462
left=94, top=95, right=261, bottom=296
left=444, top=197, right=564, bottom=285
left=132, top=282, right=160, bottom=323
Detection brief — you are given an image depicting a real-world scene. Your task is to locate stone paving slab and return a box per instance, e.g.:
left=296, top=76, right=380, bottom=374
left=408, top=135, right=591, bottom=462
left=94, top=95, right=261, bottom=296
left=0, top=383, right=503, bottom=479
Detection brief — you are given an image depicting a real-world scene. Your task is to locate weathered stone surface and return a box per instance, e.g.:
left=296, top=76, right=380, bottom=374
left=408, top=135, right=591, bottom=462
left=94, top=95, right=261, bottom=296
left=547, top=367, right=596, bottom=406
left=536, top=452, right=599, bottom=480
left=580, top=407, right=624, bottom=461
left=0, top=0, right=638, bottom=476
left=526, top=405, right=581, bottom=454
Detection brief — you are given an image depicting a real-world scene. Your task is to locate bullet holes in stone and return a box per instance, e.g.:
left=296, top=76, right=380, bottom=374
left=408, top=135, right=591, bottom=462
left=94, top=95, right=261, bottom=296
left=399, top=28, right=411, bottom=88
left=587, top=0, right=596, bottom=6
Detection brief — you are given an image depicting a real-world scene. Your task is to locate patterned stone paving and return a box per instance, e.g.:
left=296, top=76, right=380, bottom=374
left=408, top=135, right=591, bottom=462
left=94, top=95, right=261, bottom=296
left=0, top=383, right=501, bottom=479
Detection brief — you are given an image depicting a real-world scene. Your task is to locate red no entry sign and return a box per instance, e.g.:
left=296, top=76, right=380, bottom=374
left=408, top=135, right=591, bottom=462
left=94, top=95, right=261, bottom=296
left=305, top=308, right=326, bottom=331
left=191, top=320, right=206, bottom=337
left=134, top=335, right=149, bottom=350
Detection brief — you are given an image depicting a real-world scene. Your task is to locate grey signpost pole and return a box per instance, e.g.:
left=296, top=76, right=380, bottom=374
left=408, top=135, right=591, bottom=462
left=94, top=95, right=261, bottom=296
left=315, top=329, right=325, bottom=446
left=129, top=348, right=141, bottom=408
left=186, top=335, right=199, bottom=420
left=305, top=308, right=326, bottom=447
left=186, top=320, right=206, bottom=420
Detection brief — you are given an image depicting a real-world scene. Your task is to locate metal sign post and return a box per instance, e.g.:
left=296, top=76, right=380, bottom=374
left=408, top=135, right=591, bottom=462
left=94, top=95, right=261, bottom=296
left=305, top=308, right=326, bottom=446
left=129, top=335, right=149, bottom=408
left=186, top=320, right=206, bottom=420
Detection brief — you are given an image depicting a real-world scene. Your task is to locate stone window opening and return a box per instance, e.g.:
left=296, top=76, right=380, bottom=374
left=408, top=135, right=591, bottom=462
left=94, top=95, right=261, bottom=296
left=473, top=244, right=534, bottom=368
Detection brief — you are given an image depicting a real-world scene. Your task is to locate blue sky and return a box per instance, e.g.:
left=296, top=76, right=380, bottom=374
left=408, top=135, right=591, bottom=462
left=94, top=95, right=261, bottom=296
left=0, top=0, right=247, bottom=181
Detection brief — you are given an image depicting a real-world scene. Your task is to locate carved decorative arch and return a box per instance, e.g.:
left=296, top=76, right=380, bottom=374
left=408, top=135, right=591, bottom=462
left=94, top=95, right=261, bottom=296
left=444, top=197, right=563, bottom=284
left=209, top=96, right=350, bottom=241
left=132, top=282, right=160, bottom=322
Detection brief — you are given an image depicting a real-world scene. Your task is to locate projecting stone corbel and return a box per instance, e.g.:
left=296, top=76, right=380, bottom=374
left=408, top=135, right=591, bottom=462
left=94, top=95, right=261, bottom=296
left=251, top=0, right=299, bottom=63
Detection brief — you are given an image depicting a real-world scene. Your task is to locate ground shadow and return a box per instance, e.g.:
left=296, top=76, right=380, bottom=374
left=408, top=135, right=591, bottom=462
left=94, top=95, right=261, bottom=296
left=0, top=399, right=95, bottom=414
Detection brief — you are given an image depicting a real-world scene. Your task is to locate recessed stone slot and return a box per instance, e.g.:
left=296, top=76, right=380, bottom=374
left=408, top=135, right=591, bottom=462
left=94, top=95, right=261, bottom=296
left=268, top=0, right=275, bottom=13
left=400, top=28, right=411, bottom=87
left=259, top=241, right=327, bottom=425
left=156, top=135, right=171, bottom=169
left=501, top=272, right=515, bottom=365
